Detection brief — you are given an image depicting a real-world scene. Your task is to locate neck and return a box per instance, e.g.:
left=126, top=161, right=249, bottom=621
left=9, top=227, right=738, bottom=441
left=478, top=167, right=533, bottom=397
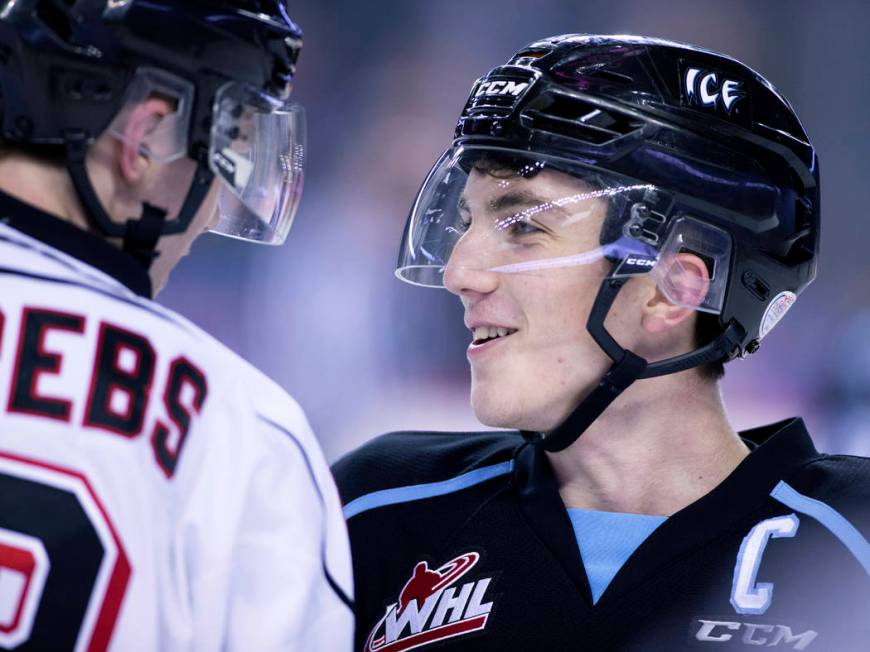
left=546, top=370, right=748, bottom=516
left=0, top=152, right=92, bottom=231
left=0, top=148, right=173, bottom=295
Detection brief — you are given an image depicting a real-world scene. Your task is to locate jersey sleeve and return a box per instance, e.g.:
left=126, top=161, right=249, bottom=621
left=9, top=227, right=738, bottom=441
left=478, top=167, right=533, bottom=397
left=220, top=412, right=354, bottom=651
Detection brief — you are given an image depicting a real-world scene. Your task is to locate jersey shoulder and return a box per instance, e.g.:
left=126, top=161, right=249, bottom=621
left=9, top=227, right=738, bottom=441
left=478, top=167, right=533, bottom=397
left=331, top=429, right=524, bottom=507
left=167, top=314, right=316, bottom=450
left=785, top=452, right=870, bottom=533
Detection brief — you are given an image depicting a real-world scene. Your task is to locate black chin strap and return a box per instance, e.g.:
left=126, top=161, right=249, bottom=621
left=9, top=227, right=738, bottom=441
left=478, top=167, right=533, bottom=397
left=64, top=130, right=215, bottom=272
left=122, top=202, right=167, bottom=267
left=524, top=277, right=745, bottom=453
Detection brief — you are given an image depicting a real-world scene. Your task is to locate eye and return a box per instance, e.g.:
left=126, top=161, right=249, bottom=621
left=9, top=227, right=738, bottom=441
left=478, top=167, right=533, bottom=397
left=506, top=219, right=544, bottom=237
left=496, top=213, right=548, bottom=239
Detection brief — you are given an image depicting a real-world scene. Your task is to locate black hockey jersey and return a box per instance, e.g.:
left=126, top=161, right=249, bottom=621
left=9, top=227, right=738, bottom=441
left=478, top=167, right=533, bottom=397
left=332, top=418, right=870, bottom=651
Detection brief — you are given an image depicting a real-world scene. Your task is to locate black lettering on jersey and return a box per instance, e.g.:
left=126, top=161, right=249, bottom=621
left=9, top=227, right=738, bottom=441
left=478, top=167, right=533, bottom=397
left=8, top=308, right=85, bottom=421
left=83, top=322, right=156, bottom=438
left=151, top=357, right=208, bottom=478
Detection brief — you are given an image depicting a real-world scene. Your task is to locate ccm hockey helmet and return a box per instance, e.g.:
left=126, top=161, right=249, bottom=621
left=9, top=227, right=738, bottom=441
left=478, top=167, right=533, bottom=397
left=0, top=0, right=305, bottom=266
left=397, top=35, right=819, bottom=450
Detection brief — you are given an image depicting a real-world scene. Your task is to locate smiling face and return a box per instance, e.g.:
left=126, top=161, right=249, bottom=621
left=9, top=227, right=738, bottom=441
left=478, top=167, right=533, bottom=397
left=443, top=159, right=627, bottom=431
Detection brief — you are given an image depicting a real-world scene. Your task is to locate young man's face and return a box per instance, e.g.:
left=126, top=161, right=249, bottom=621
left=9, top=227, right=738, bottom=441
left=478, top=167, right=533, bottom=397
left=444, top=163, right=625, bottom=432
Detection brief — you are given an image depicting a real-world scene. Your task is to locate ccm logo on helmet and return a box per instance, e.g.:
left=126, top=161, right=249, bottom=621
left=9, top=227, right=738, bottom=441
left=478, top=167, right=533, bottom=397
left=684, top=67, right=745, bottom=113
left=475, top=80, right=530, bottom=97
left=626, top=257, right=656, bottom=267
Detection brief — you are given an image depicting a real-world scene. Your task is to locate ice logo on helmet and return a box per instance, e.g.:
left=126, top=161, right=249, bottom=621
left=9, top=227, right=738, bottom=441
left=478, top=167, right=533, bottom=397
left=365, top=552, right=495, bottom=652
left=684, top=67, right=745, bottom=114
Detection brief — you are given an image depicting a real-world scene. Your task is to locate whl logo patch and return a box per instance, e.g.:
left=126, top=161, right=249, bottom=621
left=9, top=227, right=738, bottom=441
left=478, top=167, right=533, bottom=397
left=365, top=552, right=494, bottom=652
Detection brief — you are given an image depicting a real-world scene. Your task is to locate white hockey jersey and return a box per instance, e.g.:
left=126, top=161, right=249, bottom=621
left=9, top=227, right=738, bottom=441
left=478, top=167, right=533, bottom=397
left=0, top=193, right=354, bottom=651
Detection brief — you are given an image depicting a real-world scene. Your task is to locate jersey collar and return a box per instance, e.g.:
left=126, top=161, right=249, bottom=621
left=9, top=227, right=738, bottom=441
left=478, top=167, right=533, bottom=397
left=513, top=417, right=820, bottom=607
left=0, top=189, right=153, bottom=298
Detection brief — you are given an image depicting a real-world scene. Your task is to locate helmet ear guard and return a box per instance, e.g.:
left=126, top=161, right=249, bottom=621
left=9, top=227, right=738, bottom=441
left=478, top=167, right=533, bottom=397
left=64, top=129, right=215, bottom=267
left=61, top=66, right=215, bottom=267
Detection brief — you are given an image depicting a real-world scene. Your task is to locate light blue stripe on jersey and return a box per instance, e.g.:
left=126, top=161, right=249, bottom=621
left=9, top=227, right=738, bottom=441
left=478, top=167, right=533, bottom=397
left=567, top=508, right=667, bottom=604
left=770, top=480, right=870, bottom=575
left=343, top=460, right=514, bottom=520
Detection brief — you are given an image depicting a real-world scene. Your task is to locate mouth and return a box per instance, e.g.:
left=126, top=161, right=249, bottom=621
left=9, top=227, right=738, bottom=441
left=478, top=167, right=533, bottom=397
left=471, top=326, right=518, bottom=345
left=468, top=325, right=518, bottom=355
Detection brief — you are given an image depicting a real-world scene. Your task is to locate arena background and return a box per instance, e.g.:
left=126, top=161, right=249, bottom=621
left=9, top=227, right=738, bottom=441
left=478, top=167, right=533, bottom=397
left=158, top=0, right=870, bottom=462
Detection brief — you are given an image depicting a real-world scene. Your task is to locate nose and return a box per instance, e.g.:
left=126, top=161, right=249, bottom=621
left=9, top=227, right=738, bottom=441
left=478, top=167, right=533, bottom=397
left=443, top=234, right=500, bottom=297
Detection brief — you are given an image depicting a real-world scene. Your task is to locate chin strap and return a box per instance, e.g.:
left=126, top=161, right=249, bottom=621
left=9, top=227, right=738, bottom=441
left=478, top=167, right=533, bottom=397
left=122, top=202, right=167, bottom=267
left=524, top=276, right=745, bottom=453
left=64, top=130, right=215, bottom=271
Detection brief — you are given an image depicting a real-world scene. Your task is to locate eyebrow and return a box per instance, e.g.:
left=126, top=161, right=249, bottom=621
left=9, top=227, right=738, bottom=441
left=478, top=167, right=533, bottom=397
left=490, top=190, right=553, bottom=214
left=458, top=190, right=564, bottom=217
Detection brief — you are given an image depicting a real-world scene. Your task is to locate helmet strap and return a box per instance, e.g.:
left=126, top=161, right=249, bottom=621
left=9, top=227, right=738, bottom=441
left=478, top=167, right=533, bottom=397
left=64, top=130, right=215, bottom=274
left=527, top=276, right=746, bottom=452
left=122, top=202, right=167, bottom=267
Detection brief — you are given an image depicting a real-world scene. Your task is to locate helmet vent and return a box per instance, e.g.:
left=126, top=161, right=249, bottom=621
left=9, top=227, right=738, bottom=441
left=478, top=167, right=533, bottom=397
left=509, top=49, right=550, bottom=67
left=523, top=92, right=642, bottom=145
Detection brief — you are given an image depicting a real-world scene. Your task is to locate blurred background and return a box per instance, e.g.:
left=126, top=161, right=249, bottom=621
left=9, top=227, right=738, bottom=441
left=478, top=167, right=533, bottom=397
left=159, top=0, right=870, bottom=462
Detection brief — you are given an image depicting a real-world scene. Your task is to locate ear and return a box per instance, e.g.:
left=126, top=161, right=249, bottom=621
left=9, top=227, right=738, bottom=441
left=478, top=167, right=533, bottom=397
left=115, top=97, right=175, bottom=183
left=641, top=252, right=711, bottom=334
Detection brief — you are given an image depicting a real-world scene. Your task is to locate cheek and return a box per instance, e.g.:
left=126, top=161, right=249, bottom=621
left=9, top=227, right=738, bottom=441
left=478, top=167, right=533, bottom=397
left=527, top=274, right=612, bottom=375
left=524, top=272, right=598, bottom=337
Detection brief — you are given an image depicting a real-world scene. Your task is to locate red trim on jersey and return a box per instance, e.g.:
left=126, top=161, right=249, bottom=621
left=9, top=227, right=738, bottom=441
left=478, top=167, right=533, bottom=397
left=368, top=615, right=488, bottom=652
left=7, top=307, right=85, bottom=422
left=0, top=451, right=131, bottom=652
left=0, top=542, right=36, bottom=635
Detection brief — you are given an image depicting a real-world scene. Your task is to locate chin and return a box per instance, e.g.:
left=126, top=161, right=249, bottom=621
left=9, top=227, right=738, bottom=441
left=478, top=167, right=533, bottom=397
left=470, top=374, right=594, bottom=433
left=470, top=382, right=549, bottom=432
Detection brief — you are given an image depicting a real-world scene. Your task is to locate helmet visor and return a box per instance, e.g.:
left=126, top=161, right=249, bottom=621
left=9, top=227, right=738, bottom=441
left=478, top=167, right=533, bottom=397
left=397, top=146, right=733, bottom=314
left=209, top=82, right=306, bottom=245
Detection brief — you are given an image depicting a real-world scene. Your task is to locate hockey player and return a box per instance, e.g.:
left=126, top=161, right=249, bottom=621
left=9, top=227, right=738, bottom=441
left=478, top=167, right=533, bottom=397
left=0, top=1, right=352, bottom=650
left=333, top=35, right=870, bottom=651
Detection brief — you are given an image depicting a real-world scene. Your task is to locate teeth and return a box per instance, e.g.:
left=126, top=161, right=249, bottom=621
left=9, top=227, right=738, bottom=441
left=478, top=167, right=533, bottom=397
left=472, top=326, right=517, bottom=342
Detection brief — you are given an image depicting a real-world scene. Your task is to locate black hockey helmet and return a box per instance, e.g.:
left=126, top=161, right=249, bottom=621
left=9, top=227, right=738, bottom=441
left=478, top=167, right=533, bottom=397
left=397, top=35, right=819, bottom=450
left=0, top=0, right=305, bottom=266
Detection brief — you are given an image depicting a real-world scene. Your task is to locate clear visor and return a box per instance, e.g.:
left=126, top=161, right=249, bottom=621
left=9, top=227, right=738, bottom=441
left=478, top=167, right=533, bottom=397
left=108, top=69, right=306, bottom=245
left=209, top=82, right=306, bottom=245
left=397, top=146, right=733, bottom=314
